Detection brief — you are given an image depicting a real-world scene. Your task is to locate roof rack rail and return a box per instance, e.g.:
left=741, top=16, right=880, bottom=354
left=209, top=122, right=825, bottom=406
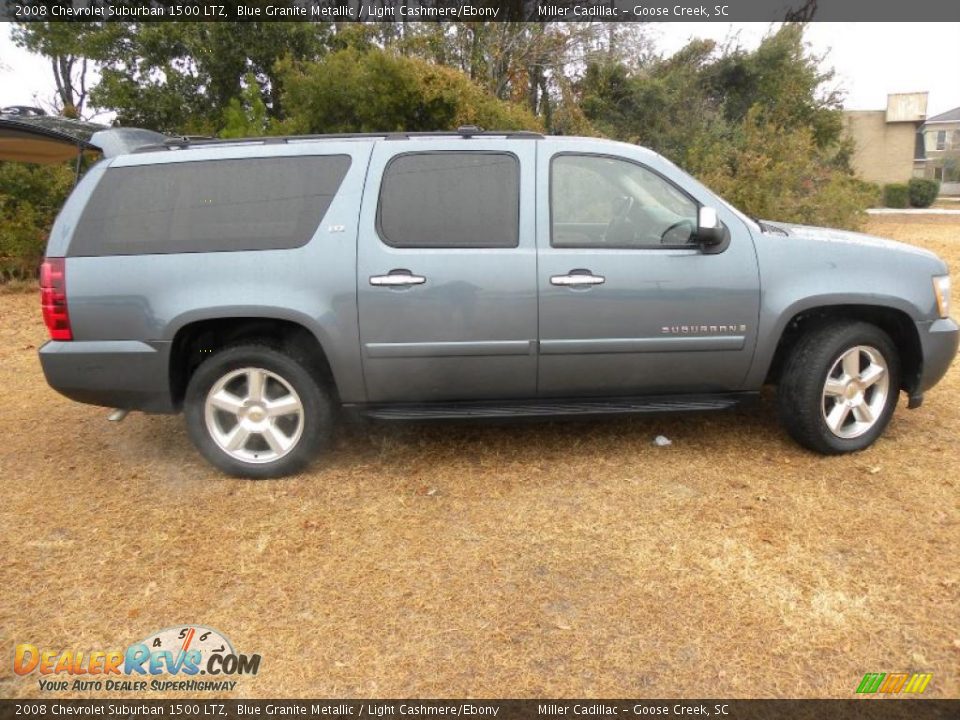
left=133, top=128, right=544, bottom=153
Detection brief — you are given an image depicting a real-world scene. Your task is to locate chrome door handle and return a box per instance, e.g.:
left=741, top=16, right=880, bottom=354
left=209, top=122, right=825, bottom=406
left=370, top=271, right=426, bottom=287
left=550, top=272, right=605, bottom=287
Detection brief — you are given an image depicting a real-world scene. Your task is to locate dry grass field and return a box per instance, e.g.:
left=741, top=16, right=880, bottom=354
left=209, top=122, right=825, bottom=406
left=1, top=217, right=958, bottom=699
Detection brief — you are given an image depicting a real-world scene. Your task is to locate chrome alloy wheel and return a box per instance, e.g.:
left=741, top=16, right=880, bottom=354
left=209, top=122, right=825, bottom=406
left=204, top=367, right=304, bottom=464
left=821, top=345, right=890, bottom=439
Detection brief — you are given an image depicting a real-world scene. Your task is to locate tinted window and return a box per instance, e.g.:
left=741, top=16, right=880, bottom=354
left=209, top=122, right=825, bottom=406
left=551, top=154, right=698, bottom=248
left=71, top=155, right=351, bottom=256
left=378, top=152, right=519, bottom=248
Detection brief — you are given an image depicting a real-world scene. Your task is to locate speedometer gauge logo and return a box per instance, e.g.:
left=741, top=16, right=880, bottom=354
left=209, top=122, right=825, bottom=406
left=140, top=626, right=235, bottom=659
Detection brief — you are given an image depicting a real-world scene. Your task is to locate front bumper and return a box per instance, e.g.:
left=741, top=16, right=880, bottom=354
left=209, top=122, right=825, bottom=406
left=39, top=340, right=176, bottom=413
left=915, top=317, right=959, bottom=394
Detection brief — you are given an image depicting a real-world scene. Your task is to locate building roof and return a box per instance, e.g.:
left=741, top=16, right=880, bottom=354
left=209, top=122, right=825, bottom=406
left=926, top=106, right=960, bottom=124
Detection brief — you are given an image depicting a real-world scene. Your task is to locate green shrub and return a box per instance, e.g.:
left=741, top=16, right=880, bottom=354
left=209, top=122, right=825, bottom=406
left=0, top=161, right=75, bottom=281
left=689, top=108, right=874, bottom=230
left=883, top=183, right=909, bottom=209
left=856, top=180, right=884, bottom=208
left=907, top=177, right=940, bottom=208
left=277, top=49, right=541, bottom=135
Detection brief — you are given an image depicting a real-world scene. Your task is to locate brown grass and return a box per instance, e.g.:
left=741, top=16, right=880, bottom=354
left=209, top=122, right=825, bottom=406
left=1, top=218, right=958, bottom=699
left=0, top=279, right=39, bottom=295
left=932, top=199, right=960, bottom=210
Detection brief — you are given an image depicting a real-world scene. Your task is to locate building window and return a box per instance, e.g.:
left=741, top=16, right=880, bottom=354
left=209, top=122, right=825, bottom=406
left=936, top=130, right=946, bottom=150
left=934, top=166, right=944, bottom=181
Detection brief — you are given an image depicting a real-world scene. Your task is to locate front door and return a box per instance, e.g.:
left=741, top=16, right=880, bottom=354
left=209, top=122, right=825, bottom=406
left=536, top=144, right=760, bottom=397
left=357, top=140, right=538, bottom=403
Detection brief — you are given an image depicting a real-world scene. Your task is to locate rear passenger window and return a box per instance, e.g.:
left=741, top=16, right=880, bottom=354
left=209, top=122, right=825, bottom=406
left=377, top=152, right=519, bottom=248
left=70, top=155, right=351, bottom=256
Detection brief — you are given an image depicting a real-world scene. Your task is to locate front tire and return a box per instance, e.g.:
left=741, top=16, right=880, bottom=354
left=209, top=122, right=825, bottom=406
left=778, top=321, right=900, bottom=454
left=184, top=345, right=332, bottom=478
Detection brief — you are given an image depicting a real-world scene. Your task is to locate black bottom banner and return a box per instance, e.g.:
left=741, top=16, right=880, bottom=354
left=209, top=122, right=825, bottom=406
left=0, top=700, right=958, bottom=720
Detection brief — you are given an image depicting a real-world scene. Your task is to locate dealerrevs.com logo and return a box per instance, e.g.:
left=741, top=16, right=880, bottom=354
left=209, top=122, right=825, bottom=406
left=14, top=626, right=261, bottom=693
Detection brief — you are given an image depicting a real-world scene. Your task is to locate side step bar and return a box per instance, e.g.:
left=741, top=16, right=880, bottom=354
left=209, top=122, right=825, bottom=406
left=357, top=393, right=754, bottom=421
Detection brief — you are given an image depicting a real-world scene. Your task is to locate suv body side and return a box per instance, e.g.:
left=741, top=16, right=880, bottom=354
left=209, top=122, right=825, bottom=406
left=534, top=137, right=761, bottom=397
left=353, top=136, right=763, bottom=404
left=41, top=141, right=374, bottom=411
left=745, top=225, right=957, bottom=395
left=39, top=134, right=957, bottom=441
left=356, top=138, right=539, bottom=403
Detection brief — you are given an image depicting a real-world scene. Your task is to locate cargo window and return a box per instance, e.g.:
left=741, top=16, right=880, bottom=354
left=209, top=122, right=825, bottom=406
left=70, top=155, right=351, bottom=256
left=377, top=151, right=519, bottom=248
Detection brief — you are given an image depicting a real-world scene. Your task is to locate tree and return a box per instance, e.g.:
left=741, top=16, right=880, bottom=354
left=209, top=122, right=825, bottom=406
left=689, top=108, right=875, bottom=229
left=0, top=161, right=75, bottom=279
left=11, top=22, right=116, bottom=118
left=220, top=74, right=270, bottom=138
left=90, top=20, right=330, bottom=134
left=578, top=24, right=871, bottom=228
left=276, top=47, right=541, bottom=135
left=361, top=22, right=648, bottom=134
left=701, top=24, right=843, bottom=149
left=13, top=19, right=647, bottom=135
left=580, top=38, right=720, bottom=157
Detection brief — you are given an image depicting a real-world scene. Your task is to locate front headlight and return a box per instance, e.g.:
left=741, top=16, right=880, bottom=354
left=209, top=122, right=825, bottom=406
left=933, top=275, right=951, bottom=318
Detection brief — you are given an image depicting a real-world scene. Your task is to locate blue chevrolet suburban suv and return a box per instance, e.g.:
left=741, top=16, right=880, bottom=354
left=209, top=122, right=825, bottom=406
left=38, top=127, right=957, bottom=477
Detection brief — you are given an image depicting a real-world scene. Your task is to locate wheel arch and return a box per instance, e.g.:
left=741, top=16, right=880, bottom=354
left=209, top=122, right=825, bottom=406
left=764, top=303, right=922, bottom=394
left=169, top=315, right=339, bottom=411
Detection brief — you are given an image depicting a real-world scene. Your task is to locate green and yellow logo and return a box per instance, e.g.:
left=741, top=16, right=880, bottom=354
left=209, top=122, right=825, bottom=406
left=856, top=672, right=932, bottom=694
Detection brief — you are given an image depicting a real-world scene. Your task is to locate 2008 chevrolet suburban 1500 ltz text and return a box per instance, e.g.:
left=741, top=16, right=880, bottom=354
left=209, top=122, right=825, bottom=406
left=38, top=127, right=957, bottom=478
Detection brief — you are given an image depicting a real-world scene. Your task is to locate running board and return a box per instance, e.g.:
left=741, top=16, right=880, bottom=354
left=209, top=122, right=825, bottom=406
left=357, top=394, right=753, bottom=421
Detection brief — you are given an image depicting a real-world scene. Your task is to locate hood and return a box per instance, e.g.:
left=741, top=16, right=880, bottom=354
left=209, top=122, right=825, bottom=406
left=759, top=220, right=941, bottom=262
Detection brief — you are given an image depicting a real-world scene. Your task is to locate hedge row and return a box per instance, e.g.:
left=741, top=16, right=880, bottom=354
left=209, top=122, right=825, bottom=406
left=883, top=178, right=941, bottom=209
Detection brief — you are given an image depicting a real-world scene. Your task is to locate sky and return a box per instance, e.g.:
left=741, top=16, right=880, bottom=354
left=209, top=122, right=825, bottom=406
left=1, top=21, right=958, bottom=121
left=651, top=22, right=959, bottom=116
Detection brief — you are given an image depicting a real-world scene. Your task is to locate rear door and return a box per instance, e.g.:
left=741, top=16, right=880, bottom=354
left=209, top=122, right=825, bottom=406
left=356, top=140, right=538, bottom=403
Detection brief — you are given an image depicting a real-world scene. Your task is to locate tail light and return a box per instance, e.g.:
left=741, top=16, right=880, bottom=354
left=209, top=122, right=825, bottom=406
left=40, top=257, right=72, bottom=341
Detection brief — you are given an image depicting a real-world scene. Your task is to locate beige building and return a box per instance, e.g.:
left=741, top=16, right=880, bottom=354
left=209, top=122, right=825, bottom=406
left=844, top=92, right=927, bottom=186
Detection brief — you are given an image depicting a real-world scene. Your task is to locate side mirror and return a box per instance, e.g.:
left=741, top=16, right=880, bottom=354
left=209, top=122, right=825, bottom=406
left=696, top=206, right=726, bottom=246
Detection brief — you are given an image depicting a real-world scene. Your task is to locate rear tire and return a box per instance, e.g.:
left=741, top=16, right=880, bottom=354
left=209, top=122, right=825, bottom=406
left=778, top=321, right=900, bottom=454
left=184, top=345, right=332, bottom=478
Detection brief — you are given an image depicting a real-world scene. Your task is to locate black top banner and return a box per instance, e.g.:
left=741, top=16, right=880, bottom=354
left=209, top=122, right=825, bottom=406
left=4, top=0, right=960, bottom=22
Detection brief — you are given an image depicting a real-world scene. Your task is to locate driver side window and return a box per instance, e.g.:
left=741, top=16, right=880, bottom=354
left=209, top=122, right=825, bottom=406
left=551, top=154, right=698, bottom=248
